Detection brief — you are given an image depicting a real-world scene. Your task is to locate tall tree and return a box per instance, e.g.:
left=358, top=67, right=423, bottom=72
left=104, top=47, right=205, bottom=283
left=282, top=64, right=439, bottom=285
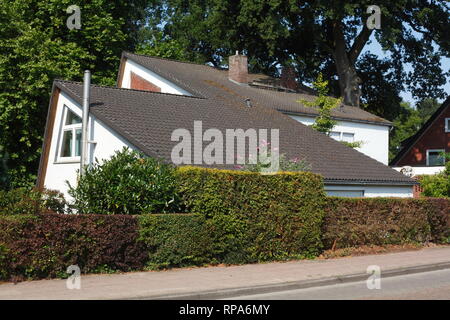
left=148, top=0, right=449, bottom=115
left=416, top=97, right=441, bottom=120
left=0, top=0, right=146, bottom=187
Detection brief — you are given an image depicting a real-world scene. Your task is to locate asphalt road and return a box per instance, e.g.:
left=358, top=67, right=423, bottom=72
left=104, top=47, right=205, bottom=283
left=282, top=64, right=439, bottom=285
left=223, top=269, right=450, bottom=300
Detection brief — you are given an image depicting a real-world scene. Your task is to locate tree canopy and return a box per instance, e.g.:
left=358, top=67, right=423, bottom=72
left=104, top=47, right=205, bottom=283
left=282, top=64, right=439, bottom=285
left=146, top=0, right=449, bottom=117
left=0, top=0, right=146, bottom=187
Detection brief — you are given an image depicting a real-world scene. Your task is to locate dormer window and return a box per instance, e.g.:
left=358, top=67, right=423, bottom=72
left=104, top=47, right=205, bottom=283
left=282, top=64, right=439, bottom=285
left=58, top=106, right=82, bottom=162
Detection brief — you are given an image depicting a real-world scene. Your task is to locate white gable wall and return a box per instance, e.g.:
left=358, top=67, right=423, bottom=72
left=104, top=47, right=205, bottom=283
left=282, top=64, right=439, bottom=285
left=121, top=59, right=192, bottom=96
left=288, top=114, right=390, bottom=165
left=43, top=91, right=134, bottom=200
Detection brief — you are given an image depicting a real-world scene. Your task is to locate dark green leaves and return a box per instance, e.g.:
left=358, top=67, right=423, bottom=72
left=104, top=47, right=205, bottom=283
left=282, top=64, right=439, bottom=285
left=68, top=148, right=181, bottom=214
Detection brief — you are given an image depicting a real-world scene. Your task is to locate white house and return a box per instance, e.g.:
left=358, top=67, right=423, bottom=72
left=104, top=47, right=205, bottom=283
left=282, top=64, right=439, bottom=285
left=117, top=52, right=392, bottom=165
left=37, top=52, right=415, bottom=199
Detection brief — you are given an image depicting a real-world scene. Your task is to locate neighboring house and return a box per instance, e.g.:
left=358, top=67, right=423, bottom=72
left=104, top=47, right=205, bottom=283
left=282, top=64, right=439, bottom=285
left=118, top=52, right=392, bottom=165
left=391, top=97, right=450, bottom=176
left=37, top=52, right=415, bottom=199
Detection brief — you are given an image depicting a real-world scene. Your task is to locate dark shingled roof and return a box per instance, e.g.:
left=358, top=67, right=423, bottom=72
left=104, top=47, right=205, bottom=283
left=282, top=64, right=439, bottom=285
left=121, top=52, right=392, bottom=126
left=54, top=80, right=413, bottom=185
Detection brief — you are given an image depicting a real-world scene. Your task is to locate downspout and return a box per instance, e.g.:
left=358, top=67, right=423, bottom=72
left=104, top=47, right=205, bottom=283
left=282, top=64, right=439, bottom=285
left=80, top=70, right=91, bottom=176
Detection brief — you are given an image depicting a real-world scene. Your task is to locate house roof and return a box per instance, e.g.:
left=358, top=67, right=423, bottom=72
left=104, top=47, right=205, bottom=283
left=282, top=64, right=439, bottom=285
left=119, top=52, right=392, bottom=127
left=52, top=80, right=414, bottom=185
left=390, top=96, right=450, bottom=166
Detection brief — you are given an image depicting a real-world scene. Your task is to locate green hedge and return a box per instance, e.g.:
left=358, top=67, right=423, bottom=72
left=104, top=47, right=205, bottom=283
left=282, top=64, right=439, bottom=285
left=0, top=167, right=448, bottom=281
left=176, top=166, right=327, bottom=263
left=138, top=214, right=214, bottom=269
left=323, top=197, right=450, bottom=249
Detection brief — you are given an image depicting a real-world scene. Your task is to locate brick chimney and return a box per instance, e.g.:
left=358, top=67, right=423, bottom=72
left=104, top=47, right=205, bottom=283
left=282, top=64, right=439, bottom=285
left=280, top=66, right=298, bottom=90
left=229, top=51, right=248, bottom=84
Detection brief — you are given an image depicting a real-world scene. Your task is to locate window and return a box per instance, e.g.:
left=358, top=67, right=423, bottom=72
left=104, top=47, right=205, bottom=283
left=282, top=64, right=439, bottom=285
left=445, top=118, right=450, bottom=133
left=329, top=131, right=355, bottom=142
left=342, top=132, right=355, bottom=143
left=326, top=190, right=364, bottom=197
left=58, top=106, right=82, bottom=161
left=329, top=131, right=341, bottom=140
left=426, top=149, right=445, bottom=166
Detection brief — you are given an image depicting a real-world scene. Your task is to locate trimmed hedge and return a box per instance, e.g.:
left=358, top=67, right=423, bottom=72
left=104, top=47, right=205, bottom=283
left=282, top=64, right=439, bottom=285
left=0, top=214, right=146, bottom=280
left=176, top=167, right=327, bottom=263
left=138, top=214, right=214, bottom=269
left=323, top=197, right=450, bottom=249
left=0, top=167, right=448, bottom=281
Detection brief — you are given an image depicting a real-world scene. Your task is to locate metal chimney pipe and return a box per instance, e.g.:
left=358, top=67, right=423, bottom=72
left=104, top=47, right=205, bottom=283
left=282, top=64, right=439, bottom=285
left=80, top=70, right=91, bottom=176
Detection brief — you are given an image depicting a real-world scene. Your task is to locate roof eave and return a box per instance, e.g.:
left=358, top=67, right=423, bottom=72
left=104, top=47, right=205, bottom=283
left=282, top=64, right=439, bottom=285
left=280, top=110, right=393, bottom=127
left=324, top=179, right=417, bottom=186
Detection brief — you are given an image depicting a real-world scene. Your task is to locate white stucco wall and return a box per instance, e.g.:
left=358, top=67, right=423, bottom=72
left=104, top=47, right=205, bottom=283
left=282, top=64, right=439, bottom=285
left=121, top=59, right=192, bottom=96
left=392, top=166, right=445, bottom=176
left=325, top=184, right=413, bottom=198
left=288, top=115, right=390, bottom=165
left=43, top=92, right=134, bottom=200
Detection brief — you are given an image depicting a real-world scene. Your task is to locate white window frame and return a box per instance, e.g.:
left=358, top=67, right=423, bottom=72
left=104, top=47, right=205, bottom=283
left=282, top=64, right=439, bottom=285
left=56, top=106, right=82, bottom=163
left=445, top=118, right=450, bottom=133
left=342, top=132, right=355, bottom=143
left=426, top=149, right=445, bottom=166
left=329, top=131, right=355, bottom=142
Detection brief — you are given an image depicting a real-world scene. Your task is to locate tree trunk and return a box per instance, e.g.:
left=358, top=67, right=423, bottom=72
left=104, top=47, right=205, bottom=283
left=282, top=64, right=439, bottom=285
left=329, top=20, right=372, bottom=108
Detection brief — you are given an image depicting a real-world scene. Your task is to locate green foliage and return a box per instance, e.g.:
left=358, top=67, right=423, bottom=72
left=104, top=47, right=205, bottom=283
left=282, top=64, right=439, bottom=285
left=299, top=74, right=341, bottom=135
left=0, top=188, right=67, bottom=215
left=136, top=31, right=192, bottom=61
left=68, top=148, right=181, bottom=215
left=0, top=144, right=9, bottom=190
left=176, top=166, right=327, bottom=263
left=151, top=1, right=449, bottom=112
left=0, top=0, right=147, bottom=187
left=389, top=102, right=424, bottom=161
left=416, top=98, right=441, bottom=120
left=138, top=214, right=214, bottom=269
left=420, top=160, right=450, bottom=198
left=0, top=172, right=448, bottom=281
left=323, top=197, right=450, bottom=249
left=341, top=141, right=363, bottom=149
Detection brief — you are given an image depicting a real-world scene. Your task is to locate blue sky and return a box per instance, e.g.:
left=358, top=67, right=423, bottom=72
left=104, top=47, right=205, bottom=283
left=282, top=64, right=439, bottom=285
left=361, top=33, right=450, bottom=107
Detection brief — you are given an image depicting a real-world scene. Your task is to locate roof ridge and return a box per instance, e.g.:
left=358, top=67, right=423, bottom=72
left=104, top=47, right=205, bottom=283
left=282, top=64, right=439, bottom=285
left=123, top=51, right=221, bottom=69
left=54, top=79, right=206, bottom=100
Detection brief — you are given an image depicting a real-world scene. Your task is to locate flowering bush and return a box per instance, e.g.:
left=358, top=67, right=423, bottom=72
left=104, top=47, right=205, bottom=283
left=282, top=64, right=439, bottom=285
left=237, top=140, right=310, bottom=173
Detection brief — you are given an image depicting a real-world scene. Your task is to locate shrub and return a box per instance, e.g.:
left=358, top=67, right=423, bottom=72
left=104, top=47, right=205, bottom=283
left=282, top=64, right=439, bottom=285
left=138, top=214, right=214, bottom=269
left=68, top=148, right=181, bottom=214
left=322, top=197, right=449, bottom=249
left=176, top=167, right=326, bottom=263
left=0, top=214, right=147, bottom=281
left=420, top=162, right=450, bottom=198
left=425, top=198, right=450, bottom=243
left=0, top=188, right=67, bottom=215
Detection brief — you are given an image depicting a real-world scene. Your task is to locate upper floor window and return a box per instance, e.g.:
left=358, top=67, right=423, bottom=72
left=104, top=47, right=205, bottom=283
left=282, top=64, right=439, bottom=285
left=426, top=149, right=445, bottom=166
left=58, top=106, right=82, bottom=161
left=445, top=118, right=450, bottom=132
left=329, top=131, right=355, bottom=143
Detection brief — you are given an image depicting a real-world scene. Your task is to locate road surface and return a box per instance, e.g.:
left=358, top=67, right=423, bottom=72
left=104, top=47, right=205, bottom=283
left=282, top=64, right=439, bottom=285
left=224, top=269, right=450, bottom=300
